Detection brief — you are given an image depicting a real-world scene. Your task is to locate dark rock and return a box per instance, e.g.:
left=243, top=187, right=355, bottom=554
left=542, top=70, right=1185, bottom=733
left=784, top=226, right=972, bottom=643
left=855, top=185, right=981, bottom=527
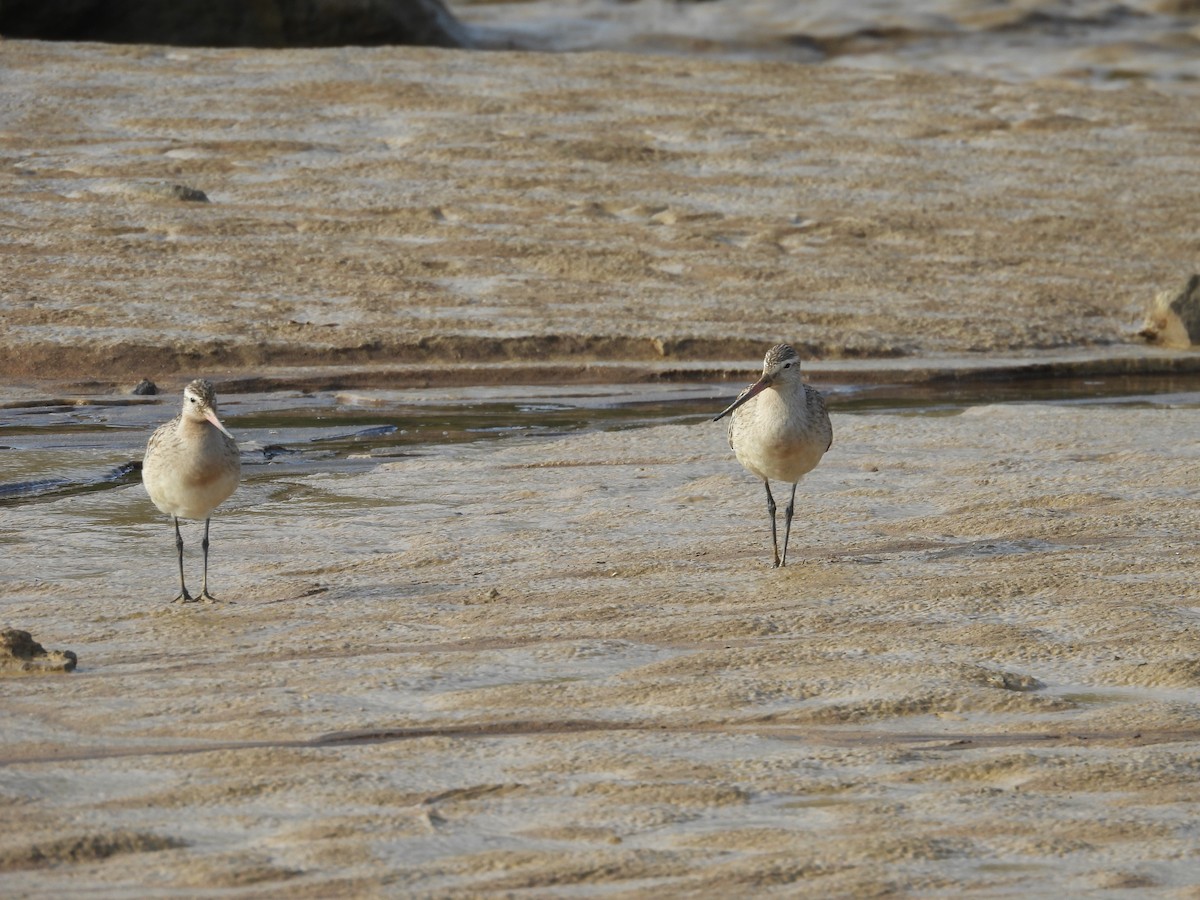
left=0, top=628, right=77, bottom=674
left=985, top=670, right=1044, bottom=692
left=104, top=182, right=209, bottom=203
left=0, top=0, right=471, bottom=48
left=132, top=378, right=158, bottom=395
left=159, top=184, right=209, bottom=203
left=1138, top=274, right=1200, bottom=348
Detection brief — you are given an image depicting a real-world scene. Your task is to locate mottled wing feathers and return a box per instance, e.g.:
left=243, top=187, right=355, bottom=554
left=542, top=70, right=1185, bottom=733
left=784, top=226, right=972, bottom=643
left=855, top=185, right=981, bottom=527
left=144, top=416, right=180, bottom=460
left=806, top=384, right=833, bottom=452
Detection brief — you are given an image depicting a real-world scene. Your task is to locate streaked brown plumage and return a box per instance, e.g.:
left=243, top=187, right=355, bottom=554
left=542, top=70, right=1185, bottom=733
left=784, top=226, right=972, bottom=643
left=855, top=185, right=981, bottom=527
left=142, top=379, right=240, bottom=602
left=713, top=344, right=832, bottom=567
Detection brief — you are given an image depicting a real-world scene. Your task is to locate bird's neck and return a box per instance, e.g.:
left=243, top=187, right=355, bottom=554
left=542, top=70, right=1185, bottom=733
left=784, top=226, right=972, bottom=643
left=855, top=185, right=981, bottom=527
left=179, top=416, right=215, bottom=439
left=771, top=378, right=806, bottom=399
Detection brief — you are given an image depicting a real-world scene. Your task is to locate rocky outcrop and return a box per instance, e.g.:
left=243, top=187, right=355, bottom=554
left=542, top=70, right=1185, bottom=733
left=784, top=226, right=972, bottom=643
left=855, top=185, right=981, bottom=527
left=0, top=0, right=471, bottom=48
left=1138, top=274, right=1200, bottom=349
left=0, top=628, right=77, bottom=674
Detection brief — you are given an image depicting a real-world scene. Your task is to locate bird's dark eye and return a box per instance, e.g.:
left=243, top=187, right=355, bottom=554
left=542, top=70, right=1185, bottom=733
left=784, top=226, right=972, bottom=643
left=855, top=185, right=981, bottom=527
left=783, top=363, right=792, bottom=369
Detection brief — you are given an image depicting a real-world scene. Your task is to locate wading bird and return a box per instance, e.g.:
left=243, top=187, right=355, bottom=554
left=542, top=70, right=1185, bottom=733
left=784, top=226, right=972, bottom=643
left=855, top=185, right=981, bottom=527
left=142, top=379, right=241, bottom=601
left=713, top=344, right=832, bottom=567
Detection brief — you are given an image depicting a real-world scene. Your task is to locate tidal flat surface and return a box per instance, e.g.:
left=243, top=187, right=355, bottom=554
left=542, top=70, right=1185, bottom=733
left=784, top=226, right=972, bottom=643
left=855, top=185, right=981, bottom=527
left=3, top=39, right=1199, bottom=381
left=2, top=380, right=1200, bottom=895
left=451, top=0, right=1200, bottom=89
left=3, top=28, right=1200, bottom=897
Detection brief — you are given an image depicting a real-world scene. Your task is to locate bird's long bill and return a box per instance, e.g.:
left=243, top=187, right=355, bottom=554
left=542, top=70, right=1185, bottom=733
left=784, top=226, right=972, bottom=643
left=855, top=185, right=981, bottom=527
left=712, top=377, right=770, bottom=422
left=204, top=410, right=235, bottom=440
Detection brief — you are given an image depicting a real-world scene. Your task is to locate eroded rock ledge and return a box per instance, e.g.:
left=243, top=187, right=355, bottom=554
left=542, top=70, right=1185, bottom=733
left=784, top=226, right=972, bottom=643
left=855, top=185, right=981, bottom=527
left=0, top=628, right=78, bottom=675
left=0, top=0, right=470, bottom=48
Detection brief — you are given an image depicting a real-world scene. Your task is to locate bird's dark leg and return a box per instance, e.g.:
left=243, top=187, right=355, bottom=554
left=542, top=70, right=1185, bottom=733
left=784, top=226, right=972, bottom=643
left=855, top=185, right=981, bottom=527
left=779, top=482, right=799, bottom=568
left=171, top=517, right=194, bottom=603
left=764, top=481, right=780, bottom=568
left=198, top=517, right=219, bottom=602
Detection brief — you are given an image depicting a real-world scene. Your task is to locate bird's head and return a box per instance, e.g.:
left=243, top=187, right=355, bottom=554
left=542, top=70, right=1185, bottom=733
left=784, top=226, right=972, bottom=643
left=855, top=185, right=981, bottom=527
left=713, top=343, right=804, bottom=421
left=182, top=379, right=234, bottom=438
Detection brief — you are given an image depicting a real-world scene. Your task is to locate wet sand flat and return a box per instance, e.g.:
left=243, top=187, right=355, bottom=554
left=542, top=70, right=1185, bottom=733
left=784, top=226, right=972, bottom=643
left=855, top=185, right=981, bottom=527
left=3, top=35, right=1200, bottom=897
left=1, top=40, right=1198, bottom=384
left=3, top=397, right=1200, bottom=894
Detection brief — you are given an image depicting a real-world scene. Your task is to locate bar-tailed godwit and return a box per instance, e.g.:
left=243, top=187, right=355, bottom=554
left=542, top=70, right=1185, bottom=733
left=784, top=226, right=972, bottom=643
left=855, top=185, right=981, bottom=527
left=142, top=379, right=241, bottom=602
left=714, top=344, right=832, bottom=567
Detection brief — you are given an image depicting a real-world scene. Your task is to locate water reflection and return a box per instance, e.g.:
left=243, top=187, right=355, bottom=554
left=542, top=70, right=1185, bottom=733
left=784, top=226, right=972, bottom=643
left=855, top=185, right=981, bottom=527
left=1, top=375, right=1198, bottom=507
